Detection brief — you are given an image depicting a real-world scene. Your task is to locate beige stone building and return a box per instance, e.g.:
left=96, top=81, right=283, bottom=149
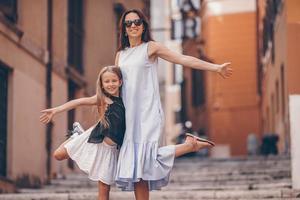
left=0, top=0, right=147, bottom=191
left=257, top=0, right=300, bottom=154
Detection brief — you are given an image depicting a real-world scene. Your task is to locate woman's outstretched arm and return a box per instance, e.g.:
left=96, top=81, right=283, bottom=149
left=40, top=95, right=97, bottom=124
left=148, top=41, right=233, bottom=78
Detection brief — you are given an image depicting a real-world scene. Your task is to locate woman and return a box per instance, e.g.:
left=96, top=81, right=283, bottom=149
left=115, top=9, right=233, bottom=199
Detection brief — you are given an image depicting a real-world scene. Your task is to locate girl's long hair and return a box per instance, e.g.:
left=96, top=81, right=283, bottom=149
left=96, top=65, right=122, bottom=127
left=117, top=9, right=154, bottom=51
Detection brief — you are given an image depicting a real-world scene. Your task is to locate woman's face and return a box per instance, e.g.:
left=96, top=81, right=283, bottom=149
left=101, top=71, right=122, bottom=97
left=124, top=12, right=144, bottom=39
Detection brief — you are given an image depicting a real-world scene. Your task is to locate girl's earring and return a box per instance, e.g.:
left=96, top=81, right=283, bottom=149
left=125, top=32, right=127, bottom=37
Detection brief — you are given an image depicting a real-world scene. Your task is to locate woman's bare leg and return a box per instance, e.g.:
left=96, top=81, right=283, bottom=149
left=175, top=136, right=213, bottom=157
left=134, top=180, right=149, bottom=200
left=98, top=181, right=110, bottom=200
left=53, top=138, right=72, bottom=161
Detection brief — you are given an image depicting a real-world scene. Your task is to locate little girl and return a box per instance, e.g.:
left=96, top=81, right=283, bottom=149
left=39, top=65, right=125, bottom=200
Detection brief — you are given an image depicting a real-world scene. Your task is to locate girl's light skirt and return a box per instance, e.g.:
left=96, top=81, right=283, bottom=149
left=64, top=126, right=119, bottom=185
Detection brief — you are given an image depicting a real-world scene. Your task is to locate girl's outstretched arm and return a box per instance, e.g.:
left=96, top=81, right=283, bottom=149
left=40, top=95, right=97, bottom=124
left=148, top=41, right=233, bottom=78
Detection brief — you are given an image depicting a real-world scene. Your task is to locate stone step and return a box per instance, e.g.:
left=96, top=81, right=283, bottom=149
left=18, top=180, right=291, bottom=194
left=2, top=156, right=294, bottom=199
left=46, top=172, right=290, bottom=189
left=172, top=165, right=290, bottom=171
left=173, top=156, right=290, bottom=164
left=52, top=165, right=291, bottom=178
left=171, top=165, right=291, bottom=174
left=1, top=189, right=299, bottom=200
left=163, top=180, right=292, bottom=191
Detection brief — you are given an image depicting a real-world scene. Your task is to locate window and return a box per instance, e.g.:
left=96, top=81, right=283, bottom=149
left=67, top=80, right=78, bottom=169
left=171, top=19, right=183, bottom=40
left=0, top=0, right=17, bottom=23
left=180, top=79, right=187, bottom=122
left=266, top=106, right=270, bottom=131
left=275, top=80, right=279, bottom=113
left=262, top=0, right=283, bottom=63
left=68, top=0, right=84, bottom=74
left=192, top=69, right=205, bottom=106
left=280, top=64, right=285, bottom=116
left=271, top=93, right=275, bottom=132
left=173, top=63, right=183, bottom=84
left=113, top=3, right=125, bottom=48
left=0, top=63, right=9, bottom=177
left=180, top=0, right=200, bottom=39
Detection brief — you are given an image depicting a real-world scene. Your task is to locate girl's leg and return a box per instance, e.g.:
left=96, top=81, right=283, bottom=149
left=53, top=122, right=85, bottom=161
left=98, top=181, right=110, bottom=200
left=53, top=136, right=117, bottom=163
left=175, top=136, right=213, bottom=157
left=134, top=180, right=149, bottom=200
left=53, top=138, right=71, bottom=161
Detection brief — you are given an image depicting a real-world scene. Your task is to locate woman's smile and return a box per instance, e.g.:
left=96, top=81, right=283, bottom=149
left=125, top=13, right=144, bottom=38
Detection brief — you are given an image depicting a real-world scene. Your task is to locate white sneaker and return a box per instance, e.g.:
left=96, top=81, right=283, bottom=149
left=70, top=122, right=84, bottom=139
left=73, top=122, right=84, bottom=134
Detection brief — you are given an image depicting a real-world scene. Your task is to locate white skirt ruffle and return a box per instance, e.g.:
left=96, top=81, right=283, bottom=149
left=115, top=140, right=175, bottom=191
left=64, top=126, right=119, bottom=185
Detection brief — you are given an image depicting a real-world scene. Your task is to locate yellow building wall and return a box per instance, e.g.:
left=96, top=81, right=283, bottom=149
left=287, top=24, right=300, bottom=94
left=203, top=12, right=261, bottom=156
left=286, top=0, right=300, bottom=23
left=286, top=0, right=300, bottom=94
left=259, top=0, right=300, bottom=153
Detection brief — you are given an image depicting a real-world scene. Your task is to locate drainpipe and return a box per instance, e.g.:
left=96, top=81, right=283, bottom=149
left=255, top=0, right=262, bottom=134
left=45, top=0, right=53, bottom=184
left=256, top=0, right=262, bottom=97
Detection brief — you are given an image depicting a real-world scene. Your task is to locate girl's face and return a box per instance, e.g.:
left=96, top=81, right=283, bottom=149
left=101, top=71, right=122, bottom=97
left=124, top=12, right=144, bottom=39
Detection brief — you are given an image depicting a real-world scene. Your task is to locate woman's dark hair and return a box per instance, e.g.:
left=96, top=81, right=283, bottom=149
left=117, top=9, right=154, bottom=51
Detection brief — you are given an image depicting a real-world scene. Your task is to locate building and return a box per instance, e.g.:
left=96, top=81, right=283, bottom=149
left=257, top=0, right=300, bottom=154
left=151, top=0, right=183, bottom=145
left=181, top=0, right=300, bottom=156
left=181, top=0, right=260, bottom=156
left=0, top=0, right=147, bottom=192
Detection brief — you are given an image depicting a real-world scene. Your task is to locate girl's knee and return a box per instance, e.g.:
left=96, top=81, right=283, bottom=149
left=53, top=150, right=62, bottom=160
left=53, top=148, right=67, bottom=161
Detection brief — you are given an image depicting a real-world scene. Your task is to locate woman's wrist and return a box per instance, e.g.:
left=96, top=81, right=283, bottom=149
left=214, top=64, right=221, bottom=73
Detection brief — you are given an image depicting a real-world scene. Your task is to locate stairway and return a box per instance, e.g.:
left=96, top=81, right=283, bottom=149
left=1, top=155, right=299, bottom=199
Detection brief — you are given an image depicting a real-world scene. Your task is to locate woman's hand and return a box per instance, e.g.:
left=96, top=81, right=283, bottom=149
left=40, top=108, right=57, bottom=124
left=216, top=62, right=233, bottom=78
left=149, top=42, right=233, bottom=76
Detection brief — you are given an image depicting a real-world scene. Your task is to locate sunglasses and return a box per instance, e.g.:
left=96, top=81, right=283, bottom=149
left=124, top=19, right=143, bottom=28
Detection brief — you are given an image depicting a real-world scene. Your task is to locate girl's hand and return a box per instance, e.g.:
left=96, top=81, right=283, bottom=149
left=217, top=62, right=233, bottom=78
left=40, top=108, right=57, bottom=124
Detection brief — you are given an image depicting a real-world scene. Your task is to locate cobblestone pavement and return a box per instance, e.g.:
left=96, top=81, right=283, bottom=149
left=1, top=155, right=299, bottom=199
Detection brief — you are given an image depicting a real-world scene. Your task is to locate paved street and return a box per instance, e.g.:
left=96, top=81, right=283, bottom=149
left=1, top=155, right=299, bottom=199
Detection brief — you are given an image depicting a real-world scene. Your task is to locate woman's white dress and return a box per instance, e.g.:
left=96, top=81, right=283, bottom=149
left=115, top=42, right=176, bottom=191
